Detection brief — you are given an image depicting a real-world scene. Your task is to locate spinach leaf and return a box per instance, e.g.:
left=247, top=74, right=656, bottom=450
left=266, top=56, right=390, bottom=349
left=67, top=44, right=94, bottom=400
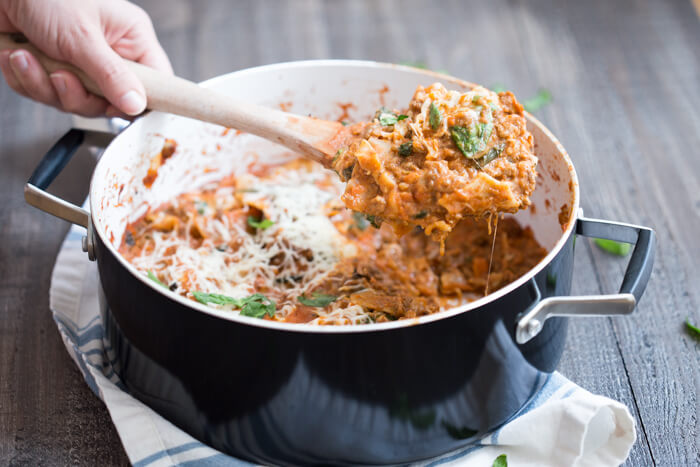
left=365, top=214, right=382, bottom=228
left=248, top=216, right=274, bottom=230
left=298, top=293, right=337, bottom=307
left=493, top=454, right=508, bottom=467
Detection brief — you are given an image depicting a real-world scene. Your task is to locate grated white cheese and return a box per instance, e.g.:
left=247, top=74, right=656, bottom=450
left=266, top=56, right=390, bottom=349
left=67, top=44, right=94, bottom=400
left=130, top=164, right=369, bottom=323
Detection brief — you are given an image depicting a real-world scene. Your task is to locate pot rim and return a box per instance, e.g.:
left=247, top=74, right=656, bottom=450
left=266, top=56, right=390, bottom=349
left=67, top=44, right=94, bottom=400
left=90, top=59, right=580, bottom=334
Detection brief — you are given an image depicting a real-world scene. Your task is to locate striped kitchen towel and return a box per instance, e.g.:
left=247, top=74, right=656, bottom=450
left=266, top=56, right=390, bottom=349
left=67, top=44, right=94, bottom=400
left=50, top=221, right=636, bottom=466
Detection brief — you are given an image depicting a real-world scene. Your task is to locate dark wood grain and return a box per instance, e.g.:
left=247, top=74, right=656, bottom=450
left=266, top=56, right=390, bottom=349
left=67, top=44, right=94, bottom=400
left=0, top=0, right=698, bottom=465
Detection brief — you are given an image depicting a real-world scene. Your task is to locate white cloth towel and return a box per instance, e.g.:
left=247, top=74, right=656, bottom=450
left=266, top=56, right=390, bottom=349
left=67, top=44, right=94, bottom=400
left=50, top=223, right=636, bottom=466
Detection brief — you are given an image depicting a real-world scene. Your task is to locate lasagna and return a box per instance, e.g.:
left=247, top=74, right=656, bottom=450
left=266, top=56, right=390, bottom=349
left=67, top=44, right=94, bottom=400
left=332, top=83, right=537, bottom=251
left=120, top=157, right=546, bottom=325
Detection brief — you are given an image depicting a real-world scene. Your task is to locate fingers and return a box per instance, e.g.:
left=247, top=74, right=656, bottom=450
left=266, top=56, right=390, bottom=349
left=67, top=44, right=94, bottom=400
left=8, top=50, right=59, bottom=106
left=49, top=70, right=109, bottom=117
left=0, top=50, right=29, bottom=98
left=66, top=31, right=147, bottom=116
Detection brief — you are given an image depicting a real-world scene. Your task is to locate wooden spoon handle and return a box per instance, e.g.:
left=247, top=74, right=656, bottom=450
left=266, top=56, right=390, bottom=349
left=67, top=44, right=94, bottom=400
left=0, top=33, right=343, bottom=165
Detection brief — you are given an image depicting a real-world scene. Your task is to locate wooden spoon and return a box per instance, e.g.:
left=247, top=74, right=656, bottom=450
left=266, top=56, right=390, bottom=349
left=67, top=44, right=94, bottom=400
left=0, top=33, right=348, bottom=167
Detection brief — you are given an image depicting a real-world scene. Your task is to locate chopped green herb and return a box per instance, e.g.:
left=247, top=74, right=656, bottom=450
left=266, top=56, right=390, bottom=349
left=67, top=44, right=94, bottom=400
left=450, top=125, right=481, bottom=158
left=193, top=291, right=276, bottom=318
left=365, top=214, right=382, bottom=228
left=429, top=102, right=442, bottom=129
left=398, top=142, right=413, bottom=157
left=378, top=108, right=401, bottom=126
left=477, top=143, right=505, bottom=167
left=441, top=420, right=477, bottom=439
left=397, top=114, right=409, bottom=121
left=493, top=454, right=508, bottom=467
left=594, top=238, right=632, bottom=256
left=685, top=318, right=700, bottom=339
left=298, top=293, right=337, bottom=307
left=195, top=200, right=208, bottom=215
left=341, top=121, right=349, bottom=126
left=147, top=270, right=168, bottom=289
left=352, top=211, right=369, bottom=231
left=472, top=95, right=481, bottom=104
left=522, top=89, right=552, bottom=113
left=413, top=210, right=428, bottom=219
left=248, top=216, right=275, bottom=230
left=238, top=293, right=277, bottom=318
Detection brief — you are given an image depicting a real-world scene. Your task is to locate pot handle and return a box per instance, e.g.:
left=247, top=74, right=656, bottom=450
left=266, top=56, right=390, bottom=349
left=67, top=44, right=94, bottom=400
left=24, top=128, right=114, bottom=228
left=516, top=215, right=656, bottom=344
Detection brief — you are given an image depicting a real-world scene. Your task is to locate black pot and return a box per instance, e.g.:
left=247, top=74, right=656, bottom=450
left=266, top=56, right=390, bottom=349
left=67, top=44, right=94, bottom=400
left=25, top=62, right=655, bottom=465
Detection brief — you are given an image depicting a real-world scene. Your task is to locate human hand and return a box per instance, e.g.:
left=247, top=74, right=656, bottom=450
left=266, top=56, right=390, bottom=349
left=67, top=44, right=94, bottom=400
left=0, top=0, right=172, bottom=117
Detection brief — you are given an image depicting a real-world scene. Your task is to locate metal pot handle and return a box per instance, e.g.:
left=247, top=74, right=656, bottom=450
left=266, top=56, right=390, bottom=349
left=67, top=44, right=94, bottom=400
left=24, top=128, right=114, bottom=228
left=516, top=213, right=656, bottom=344
left=24, top=128, right=115, bottom=260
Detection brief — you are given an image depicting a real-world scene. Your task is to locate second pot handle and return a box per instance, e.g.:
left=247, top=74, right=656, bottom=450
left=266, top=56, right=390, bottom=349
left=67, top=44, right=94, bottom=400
left=24, top=128, right=114, bottom=229
left=516, top=215, right=656, bottom=344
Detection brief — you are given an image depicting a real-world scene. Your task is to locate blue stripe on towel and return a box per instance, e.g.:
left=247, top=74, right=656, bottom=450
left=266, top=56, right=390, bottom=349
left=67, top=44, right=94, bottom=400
left=133, top=441, right=204, bottom=467
left=177, top=453, right=250, bottom=466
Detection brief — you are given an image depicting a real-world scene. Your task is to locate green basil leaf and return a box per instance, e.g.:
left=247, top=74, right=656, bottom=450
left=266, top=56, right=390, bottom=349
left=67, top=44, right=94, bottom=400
left=451, top=126, right=481, bottom=158
left=378, top=108, right=399, bottom=126
left=477, top=143, right=505, bottom=168
left=685, top=319, right=700, bottom=339
left=493, top=454, right=508, bottom=467
left=594, top=238, right=632, bottom=256
left=523, top=89, right=552, bottom=113
left=429, top=102, right=442, bottom=129
left=298, top=293, right=337, bottom=307
left=248, top=216, right=275, bottom=230
left=397, top=114, right=409, bottom=121
left=398, top=142, right=413, bottom=157
left=413, top=210, right=428, bottom=219
left=147, top=270, right=168, bottom=289
left=193, top=291, right=242, bottom=306
left=193, top=291, right=276, bottom=318
left=239, top=293, right=276, bottom=318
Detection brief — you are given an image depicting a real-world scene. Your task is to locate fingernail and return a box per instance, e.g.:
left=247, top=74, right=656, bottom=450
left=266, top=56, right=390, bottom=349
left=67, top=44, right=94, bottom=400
left=118, top=90, right=146, bottom=115
left=50, top=73, right=67, bottom=94
left=9, top=51, right=28, bottom=72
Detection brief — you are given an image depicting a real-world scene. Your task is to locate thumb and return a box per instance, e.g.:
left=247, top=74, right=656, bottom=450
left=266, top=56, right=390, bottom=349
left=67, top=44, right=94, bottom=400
left=69, top=33, right=147, bottom=116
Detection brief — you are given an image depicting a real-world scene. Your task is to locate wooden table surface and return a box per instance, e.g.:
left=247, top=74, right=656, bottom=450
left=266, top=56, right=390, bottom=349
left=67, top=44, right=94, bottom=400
left=1, top=0, right=698, bottom=465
